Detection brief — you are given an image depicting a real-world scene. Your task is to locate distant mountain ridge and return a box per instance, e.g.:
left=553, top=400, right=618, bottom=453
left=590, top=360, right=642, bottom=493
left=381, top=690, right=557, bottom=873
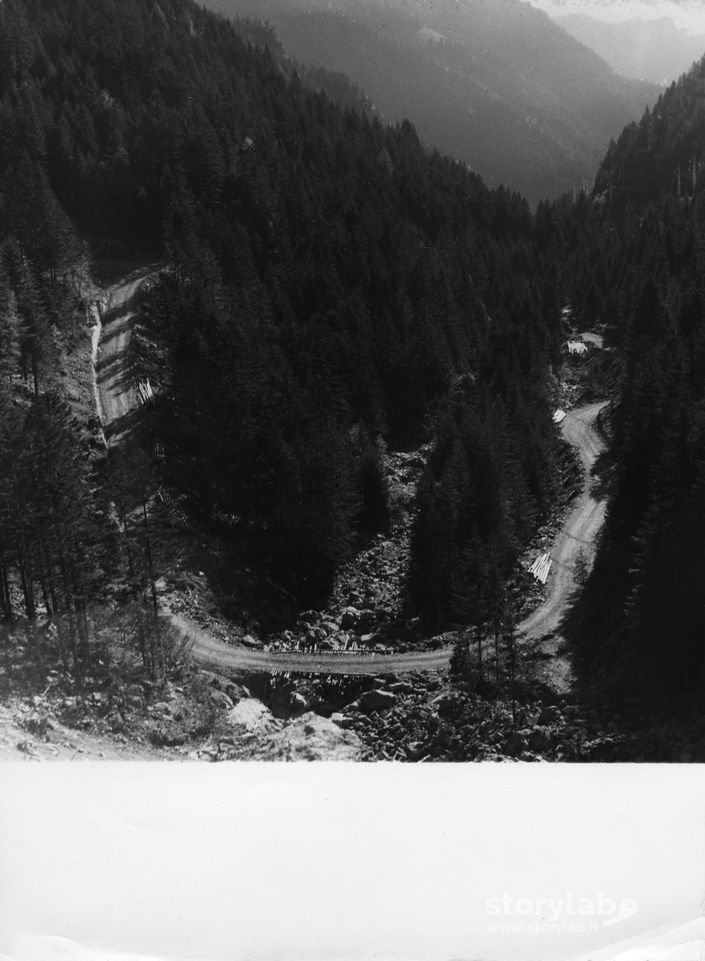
left=205, top=0, right=658, bottom=203
left=553, top=12, right=705, bottom=83
left=528, top=0, right=705, bottom=35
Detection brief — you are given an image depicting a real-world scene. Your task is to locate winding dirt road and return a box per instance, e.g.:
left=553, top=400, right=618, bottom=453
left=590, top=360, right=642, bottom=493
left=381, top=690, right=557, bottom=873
left=96, top=272, right=608, bottom=678
left=520, top=402, right=607, bottom=642
left=171, top=613, right=453, bottom=676
left=173, top=405, right=607, bottom=678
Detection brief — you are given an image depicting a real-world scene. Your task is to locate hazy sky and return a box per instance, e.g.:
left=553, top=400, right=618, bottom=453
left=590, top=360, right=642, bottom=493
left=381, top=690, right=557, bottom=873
left=1, top=765, right=705, bottom=961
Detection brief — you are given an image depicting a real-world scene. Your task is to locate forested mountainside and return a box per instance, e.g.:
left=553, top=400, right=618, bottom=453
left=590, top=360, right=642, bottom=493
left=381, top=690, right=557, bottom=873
left=594, top=56, right=705, bottom=210
left=0, top=0, right=562, bottom=645
left=205, top=0, right=657, bottom=205
left=535, top=58, right=705, bottom=716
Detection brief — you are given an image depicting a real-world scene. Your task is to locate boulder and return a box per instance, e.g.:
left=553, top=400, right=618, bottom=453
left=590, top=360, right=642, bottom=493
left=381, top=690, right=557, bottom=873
left=225, top=698, right=280, bottom=735
left=241, top=634, right=262, bottom=649
left=289, top=692, right=309, bottom=714
left=357, top=689, right=396, bottom=714
left=146, top=722, right=188, bottom=747
left=209, top=689, right=235, bottom=711
left=249, top=712, right=364, bottom=761
left=109, top=712, right=125, bottom=733
left=353, top=610, right=377, bottom=634
left=200, top=671, right=246, bottom=704
left=23, top=714, right=53, bottom=738
left=538, top=705, right=560, bottom=726
left=431, top=693, right=458, bottom=718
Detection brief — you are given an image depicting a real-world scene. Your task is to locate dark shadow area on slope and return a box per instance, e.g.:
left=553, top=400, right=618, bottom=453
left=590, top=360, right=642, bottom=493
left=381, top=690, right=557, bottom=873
left=103, top=406, right=150, bottom=441
left=98, top=314, right=137, bottom=347
left=243, top=671, right=374, bottom=720
left=96, top=355, right=135, bottom=382
left=552, top=435, right=705, bottom=760
left=92, top=259, right=163, bottom=285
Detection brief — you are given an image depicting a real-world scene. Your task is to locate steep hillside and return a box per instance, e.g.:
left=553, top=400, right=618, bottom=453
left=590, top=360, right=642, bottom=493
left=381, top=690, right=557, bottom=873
left=593, top=54, right=705, bottom=209
left=536, top=51, right=705, bottom=723
left=0, top=0, right=564, bottom=674
left=205, top=0, right=657, bottom=203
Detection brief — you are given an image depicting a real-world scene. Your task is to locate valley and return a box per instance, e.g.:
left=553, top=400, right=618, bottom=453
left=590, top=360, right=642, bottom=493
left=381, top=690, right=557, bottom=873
left=1, top=0, right=704, bottom=762
left=100, top=274, right=609, bottom=684
left=205, top=0, right=657, bottom=203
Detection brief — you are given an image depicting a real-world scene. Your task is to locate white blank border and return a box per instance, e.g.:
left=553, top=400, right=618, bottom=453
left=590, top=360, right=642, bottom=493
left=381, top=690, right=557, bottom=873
left=1, top=764, right=704, bottom=961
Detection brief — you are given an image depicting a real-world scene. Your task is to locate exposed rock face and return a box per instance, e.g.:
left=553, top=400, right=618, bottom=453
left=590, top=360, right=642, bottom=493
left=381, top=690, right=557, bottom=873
left=225, top=698, right=280, bottom=735
left=200, top=670, right=249, bottom=705
left=245, top=712, right=364, bottom=761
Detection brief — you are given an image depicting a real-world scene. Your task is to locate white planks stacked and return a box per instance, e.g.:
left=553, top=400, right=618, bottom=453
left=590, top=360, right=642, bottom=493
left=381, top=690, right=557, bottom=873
left=529, top=551, right=553, bottom=584
left=137, top=379, right=154, bottom=405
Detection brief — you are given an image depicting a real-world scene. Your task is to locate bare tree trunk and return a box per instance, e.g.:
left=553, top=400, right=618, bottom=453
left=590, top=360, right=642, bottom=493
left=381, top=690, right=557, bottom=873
left=0, top=561, right=12, bottom=620
left=141, top=495, right=159, bottom=617
left=31, top=350, right=39, bottom=397
left=120, top=506, right=150, bottom=668
left=17, top=545, right=35, bottom=618
left=70, top=564, right=90, bottom=664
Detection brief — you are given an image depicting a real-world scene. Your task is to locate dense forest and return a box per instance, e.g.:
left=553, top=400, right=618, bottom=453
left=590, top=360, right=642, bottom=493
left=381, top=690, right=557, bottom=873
left=538, top=61, right=705, bottom=717
left=0, top=0, right=563, bottom=660
left=2, top=0, right=705, bottom=747
left=594, top=56, right=705, bottom=210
